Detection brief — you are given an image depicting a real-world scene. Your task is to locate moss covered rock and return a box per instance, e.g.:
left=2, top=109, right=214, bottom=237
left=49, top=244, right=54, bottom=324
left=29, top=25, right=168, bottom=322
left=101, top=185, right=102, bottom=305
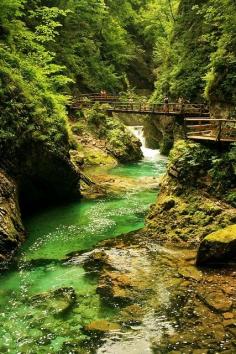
left=196, top=225, right=236, bottom=266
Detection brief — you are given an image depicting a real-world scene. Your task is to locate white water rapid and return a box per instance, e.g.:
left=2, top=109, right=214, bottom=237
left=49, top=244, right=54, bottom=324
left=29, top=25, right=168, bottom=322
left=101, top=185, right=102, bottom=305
left=126, top=126, right=162, bottom=161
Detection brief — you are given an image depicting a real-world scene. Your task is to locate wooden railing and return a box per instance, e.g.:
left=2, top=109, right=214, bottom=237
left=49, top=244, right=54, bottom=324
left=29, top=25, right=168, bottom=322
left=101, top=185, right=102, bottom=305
left=76, top=93, right=120, bottom=103
left=185, top=118, right=236, bottom=142
left=73, top=97, right=209, bottom=116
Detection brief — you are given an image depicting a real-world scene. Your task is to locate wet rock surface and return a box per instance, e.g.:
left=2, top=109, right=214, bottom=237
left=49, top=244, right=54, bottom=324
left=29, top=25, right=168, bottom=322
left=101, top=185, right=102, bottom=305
left=146, top=175, right=236, bottom=248
left=0, top=169, right=25, bottom=262
left=71, top=246, right=152, bottom=305
left=81, top=171, right=160, bottom=199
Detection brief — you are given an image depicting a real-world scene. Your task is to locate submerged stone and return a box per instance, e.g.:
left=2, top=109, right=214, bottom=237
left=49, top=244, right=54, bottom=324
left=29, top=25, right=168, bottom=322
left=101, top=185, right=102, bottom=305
left=31, top=287, right=76, bottom=316
left=196, top=225, right=236, bottom=266
left=119, top=304, right=144, bottom=325
left=84, top=319, right=120, bottom=333
left=97, top=271, right=134, bottom=305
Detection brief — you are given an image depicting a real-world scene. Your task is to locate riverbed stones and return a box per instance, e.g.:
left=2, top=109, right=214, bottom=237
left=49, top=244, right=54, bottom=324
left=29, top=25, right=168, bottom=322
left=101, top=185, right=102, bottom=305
left=83, top=249, right=109, bottom=271
left=80, top=247, right=152, bottom=306
left=97, top=271, right=135, bottom=305
left=223, top=312, right=234, bottom=320
left=196, top=225, right=236, bottom=265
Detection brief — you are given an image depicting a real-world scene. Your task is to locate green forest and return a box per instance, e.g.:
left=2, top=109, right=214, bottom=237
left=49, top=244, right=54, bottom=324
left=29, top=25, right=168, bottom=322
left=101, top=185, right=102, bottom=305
left=1, top=0, right=236, bottom=157
left=0, top=1, right=236, bottom=353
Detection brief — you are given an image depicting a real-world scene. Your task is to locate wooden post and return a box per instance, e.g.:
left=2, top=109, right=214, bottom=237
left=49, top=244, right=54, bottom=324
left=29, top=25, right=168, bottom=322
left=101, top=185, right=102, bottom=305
left=183, top=118, right=187, bottom=139
left=216, top=121, right=222, bottom=141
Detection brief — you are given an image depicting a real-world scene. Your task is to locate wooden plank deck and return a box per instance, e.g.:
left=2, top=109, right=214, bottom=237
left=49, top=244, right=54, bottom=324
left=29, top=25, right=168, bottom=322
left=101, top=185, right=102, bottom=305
left=185, top=118, right=236, bottom=143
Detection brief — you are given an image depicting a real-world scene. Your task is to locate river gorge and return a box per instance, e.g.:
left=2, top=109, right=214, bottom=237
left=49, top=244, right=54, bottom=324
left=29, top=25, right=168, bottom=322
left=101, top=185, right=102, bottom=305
left=0, top=128, right=168, bottom=353
left=1, top=127, right=236, bottom=354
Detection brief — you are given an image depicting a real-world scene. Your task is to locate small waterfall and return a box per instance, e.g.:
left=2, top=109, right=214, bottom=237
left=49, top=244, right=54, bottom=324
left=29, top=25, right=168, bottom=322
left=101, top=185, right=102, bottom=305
left=126, top=126, right=161, bottom=161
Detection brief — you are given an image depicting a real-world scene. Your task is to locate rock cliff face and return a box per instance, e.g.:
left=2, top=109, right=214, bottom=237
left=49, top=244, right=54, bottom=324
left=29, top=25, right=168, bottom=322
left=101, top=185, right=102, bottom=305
left=15, top=144, right=81, bottom=212
left=0, top=143, right=81, bottom=263
left=0, top=170, right=25, bottom=262
left=143, top=115, right=184, bottom=155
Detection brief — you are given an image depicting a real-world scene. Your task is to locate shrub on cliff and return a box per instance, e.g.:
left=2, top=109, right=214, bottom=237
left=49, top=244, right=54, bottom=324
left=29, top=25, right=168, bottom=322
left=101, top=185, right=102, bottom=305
left=168, top=140, right=214, bottom=183
left=84, top=105, right=143, bottom=162
left=168, top=141, right=236, bottom=207
left=209, top=144, right=236, bottom=203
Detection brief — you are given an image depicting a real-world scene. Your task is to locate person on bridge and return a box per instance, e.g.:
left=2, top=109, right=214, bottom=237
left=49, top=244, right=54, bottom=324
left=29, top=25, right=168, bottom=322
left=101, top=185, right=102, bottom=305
left=178, top=96, right=184, bottom=113
left=128, top=98, right=134, bottom=110
left=164, top=95, right=169, bottom=113
left=100, top=90, right=107, bottom=99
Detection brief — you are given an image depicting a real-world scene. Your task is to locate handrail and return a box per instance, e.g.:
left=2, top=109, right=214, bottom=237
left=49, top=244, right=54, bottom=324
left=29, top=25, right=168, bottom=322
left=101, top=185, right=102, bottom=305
left=185, top=118, right=236, bottom=123
left=72, top=97, right=209, bottom=116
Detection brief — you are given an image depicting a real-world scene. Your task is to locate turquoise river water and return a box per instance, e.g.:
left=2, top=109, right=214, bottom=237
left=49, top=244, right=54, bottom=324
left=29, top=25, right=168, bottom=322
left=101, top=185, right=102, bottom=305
left=0, top=151, right=167, bottom=353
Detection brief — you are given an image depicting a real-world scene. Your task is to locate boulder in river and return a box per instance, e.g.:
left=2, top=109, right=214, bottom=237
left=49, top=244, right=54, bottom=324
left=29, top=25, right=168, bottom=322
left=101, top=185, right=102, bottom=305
left=196, top=225, right=236, bottom=266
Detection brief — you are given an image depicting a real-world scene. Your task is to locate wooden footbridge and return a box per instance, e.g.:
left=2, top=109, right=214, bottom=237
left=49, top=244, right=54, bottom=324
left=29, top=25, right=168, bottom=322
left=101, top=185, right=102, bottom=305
left=73, top=93, right=209, bottom=117
left=73, top=94, right=236, bottom=143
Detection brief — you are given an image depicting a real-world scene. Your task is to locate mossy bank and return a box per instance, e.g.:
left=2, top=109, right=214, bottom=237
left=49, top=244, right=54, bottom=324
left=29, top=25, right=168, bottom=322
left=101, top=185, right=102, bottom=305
left=145, top=140, right=236, bottom=254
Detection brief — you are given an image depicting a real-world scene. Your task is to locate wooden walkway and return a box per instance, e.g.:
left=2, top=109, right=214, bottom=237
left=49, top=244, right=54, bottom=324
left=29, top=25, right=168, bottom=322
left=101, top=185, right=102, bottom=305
left=73, top=94, right=209, bottom=117
left=73, top=94, right=236, bottom=143
left=184, top=118, right=236, bottom=143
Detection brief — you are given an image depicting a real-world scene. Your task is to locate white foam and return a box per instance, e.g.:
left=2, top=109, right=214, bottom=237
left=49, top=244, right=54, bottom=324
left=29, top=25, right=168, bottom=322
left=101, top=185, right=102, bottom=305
left=126, top=126, right=164, bottom=161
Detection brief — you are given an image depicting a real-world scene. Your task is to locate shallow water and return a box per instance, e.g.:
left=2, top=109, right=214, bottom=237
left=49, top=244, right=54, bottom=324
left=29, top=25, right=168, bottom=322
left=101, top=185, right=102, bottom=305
left=0, top=151, right=167, bottom=354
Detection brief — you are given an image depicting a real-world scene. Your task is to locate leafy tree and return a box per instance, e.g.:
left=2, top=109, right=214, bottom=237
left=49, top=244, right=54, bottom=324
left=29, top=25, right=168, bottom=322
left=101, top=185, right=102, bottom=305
left=0, top=0, right=72, bottom=159
left=150, top=0, right=236, bottom=105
